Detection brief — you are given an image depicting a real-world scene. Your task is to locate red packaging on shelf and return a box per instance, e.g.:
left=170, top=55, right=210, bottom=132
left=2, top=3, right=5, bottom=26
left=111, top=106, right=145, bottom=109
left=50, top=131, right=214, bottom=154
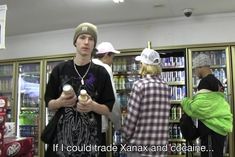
left=0, top=97, right=7, bottom=113
left=0, top=145, right=3, bottom=157
left=0, top=137, right=33, bottom=157
left=0, top=113, right=6, bottom=129
left=0, top=129, right=4, bottom=142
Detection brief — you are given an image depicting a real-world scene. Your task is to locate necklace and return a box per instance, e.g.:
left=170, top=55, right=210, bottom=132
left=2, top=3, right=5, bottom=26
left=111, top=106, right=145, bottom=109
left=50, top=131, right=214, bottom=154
left=73, top=60, right=92, bottom=85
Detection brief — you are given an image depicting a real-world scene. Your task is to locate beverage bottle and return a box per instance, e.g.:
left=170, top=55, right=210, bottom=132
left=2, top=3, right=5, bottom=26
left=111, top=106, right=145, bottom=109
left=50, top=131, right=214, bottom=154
left=213, top=69, right=219, bottom=79
left=172, top=106, right=177, bottom=120
left=164, top=72, right=168, bottom=81
left=177, top=125, right=183, bottom=139
left=161, top=58, right=165, bottom=67
left=118, top=76, right=122, bottom=90
left=78, top=89, right=91, bottom=120
left=125, top=76, right=129, bottom=90
left=181, top=57, right=185, bottom=66
left=163, top=57, right=167, bottom=67
left=219, top=68, right=226, bottom=83
left=170, top=106, right=173, bottom=120
left=113, top=130, right=121, bottom=145
left=113, top=131, right=117, bottom=145
left=176, top=106, right=182, bottom=119
left=195, top=138, right=201, bottom=153
left=122, top=58, right=127, bottom=72
left=170, top=71, right=173, bottom=82
left=122, top=94, right=127, bottom=108
left=167, top=72, right=171, bottom=82
left=6, top=109, right=12, bottom=122
left=212, top=52, right=216, bottom=65
left=215, top=53, right=220, bottom=65
left=78, top=89, right=88, bottom=102
left=116, top=58, right=121, bottom=72
left=173, top=87, right=177, bottom=100
left=161, top=72, right=165, bottom=81
left=170, top=57, right=174, bottom=66
left=177, top=142, right=182, bottom=155
left=170, top=87, right=173, bottom=100
left=174, top=71, right=178, bottom=81
left=210, top=53, right=215, bottom=65
left=171, top=142, right=177, bottom=155
left=121, top=110, right=127, bottom=126
left=119, top=58, right=123, bottom=72
left=180, top=71, right=185, bottom=82
left=131, top=59, right=137, bottom=72
left=63, top=84, right=75, bottom=96
left=177, top=87, right=182, bottom=100
left=113, top=76, right=119, bottom=90
left=181, top=142, right=186, bottom=154
left=119, top=76, right=125, bottom=90
left=169, top=124, right=172, bottom=138
left=172, top=124, right=178, bottom=139
left=221, top=52, right=226, bottom=65
left=112, top=60, right=117, bottom=72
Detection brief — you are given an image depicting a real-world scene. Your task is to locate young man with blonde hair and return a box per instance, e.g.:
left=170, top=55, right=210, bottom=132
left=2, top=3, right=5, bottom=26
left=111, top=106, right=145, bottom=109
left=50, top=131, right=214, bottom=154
left=123, top=48, right=171, bottom=157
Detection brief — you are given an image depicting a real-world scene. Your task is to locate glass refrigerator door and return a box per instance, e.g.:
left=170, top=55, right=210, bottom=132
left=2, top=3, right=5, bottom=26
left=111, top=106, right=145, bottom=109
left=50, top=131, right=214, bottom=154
left=41, top=58, right=72, bottom=156
left=111, top=48, right=187, bottom=157
left=112, top=55, right=141, bottom=157
left=160, top=50, right=187, bottom=156
left=0, top=63, right=15, bottom=123
left=17, top=62, right=41, bottom=156
left=188, top=47, right=233, bottom=157
left=230, top=46, right=235, bottom=157
left=45, top=59, right=71, bottom=125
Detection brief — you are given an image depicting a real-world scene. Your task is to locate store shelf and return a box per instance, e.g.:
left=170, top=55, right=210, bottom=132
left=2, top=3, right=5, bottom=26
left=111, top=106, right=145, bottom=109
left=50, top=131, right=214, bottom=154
left=170, top=100, right=182, bottom=104
left=20, top=71, right=40, bottom=75
left=162, top=66, right=185, bottom=70
left=169, top=119, right=180, bottom=123
left=113, top=72, right=139, bottom=75
left=167, top=81, right=185, bottom=86
left=0, top=74, right=13, bottom=78
left=19, top=124, right=38, bottom=127
left=21, top=107, right=39, bottom=111
left=168, top=139, right=186, bottom=142
left=116, top=89, right=131, bottom=94
left=210, top=65, right=226, bottom=69
left=0, top=90, right=12, bottom=94
left=192, top=152, right=229, bottom=157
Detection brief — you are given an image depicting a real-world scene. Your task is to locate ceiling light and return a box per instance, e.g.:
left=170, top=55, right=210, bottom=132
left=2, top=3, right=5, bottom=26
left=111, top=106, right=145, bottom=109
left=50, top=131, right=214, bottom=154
left=113, top=0, right=124, bottom=3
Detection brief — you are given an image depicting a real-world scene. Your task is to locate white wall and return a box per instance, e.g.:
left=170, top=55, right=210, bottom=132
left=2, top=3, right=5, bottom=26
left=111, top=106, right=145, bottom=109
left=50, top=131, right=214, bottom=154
left=1, top=12, right=235, bottom=60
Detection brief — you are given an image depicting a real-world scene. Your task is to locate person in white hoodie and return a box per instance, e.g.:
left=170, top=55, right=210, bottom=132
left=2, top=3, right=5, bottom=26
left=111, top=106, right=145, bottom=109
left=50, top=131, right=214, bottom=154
left=92, top=42, right=121, bottom=147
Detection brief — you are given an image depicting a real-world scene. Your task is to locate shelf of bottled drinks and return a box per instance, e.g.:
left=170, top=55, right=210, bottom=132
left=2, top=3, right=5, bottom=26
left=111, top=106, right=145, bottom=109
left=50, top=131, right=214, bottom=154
left=0, top=45, right=235, bottom=157
left=188, top=47, right=231, bottom=157
left=111, top=49, right=188, bottom=157
left=111, top=47, right=232, bottom=157
left=0, top=64, right=14, bottom=123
